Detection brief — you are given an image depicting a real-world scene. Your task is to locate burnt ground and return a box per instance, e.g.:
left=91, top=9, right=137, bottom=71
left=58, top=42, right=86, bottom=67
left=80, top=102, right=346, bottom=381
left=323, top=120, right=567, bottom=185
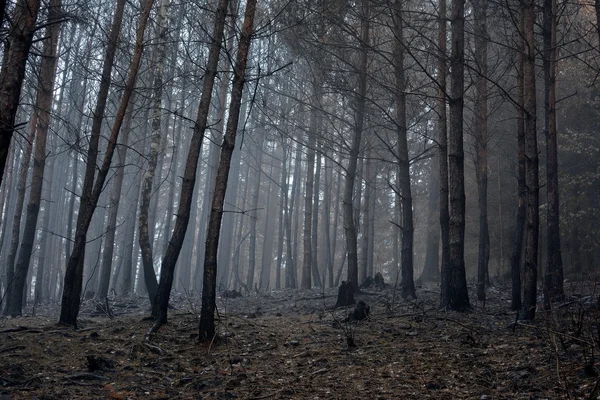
left=1, top=280, right=600, bottom=399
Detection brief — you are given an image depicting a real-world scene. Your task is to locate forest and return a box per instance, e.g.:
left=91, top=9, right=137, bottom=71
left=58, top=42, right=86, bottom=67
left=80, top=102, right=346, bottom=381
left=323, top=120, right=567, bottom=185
left=1, top=0, right=600, bottom=398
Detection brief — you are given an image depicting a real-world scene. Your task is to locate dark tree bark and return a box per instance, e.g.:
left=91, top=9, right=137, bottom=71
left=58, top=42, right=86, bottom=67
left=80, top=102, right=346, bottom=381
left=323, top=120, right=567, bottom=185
left=97, top=95, right=135, bottom=300
left=392, top=0, right=416, bottom=299
left=343, top=0, right=369, bottom=290
left=302, top=78, right=321, bottom=290
left=521, top=0, right=539, bottom=321
left=441, top=0, right=469, bottom=311
left=4, top=0, right=61, bottom=317
left=151, top=0, right=229, bottom=322
left=473, top=0, right=490, bottom=302
left=437, top=0, right=451, bottom=307
left=198, top=0, right=257, bottom=341
left=59, top=0, right=152, bottom=327
left=0, top=0, right=41, bottom=189
left=543, top=0, right=564, bottom=305
left=510, top=10, right=525, bottom=312
left=247, top=122, right=264, bottom=291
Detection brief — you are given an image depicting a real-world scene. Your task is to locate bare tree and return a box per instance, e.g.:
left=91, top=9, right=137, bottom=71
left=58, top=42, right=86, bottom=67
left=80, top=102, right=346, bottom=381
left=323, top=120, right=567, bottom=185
left=59, top=0, right=154, bottom=326
left=198, top=0, right=257, bottom=340
left=151, top=0, right=230, bottom=323
left=4, top=0, right=62, bottom=317
left=441, top=0, right=469, bottom=311
left=0, top=0, right=41, bottom=188
left=521, top=0, right=539, bottom=320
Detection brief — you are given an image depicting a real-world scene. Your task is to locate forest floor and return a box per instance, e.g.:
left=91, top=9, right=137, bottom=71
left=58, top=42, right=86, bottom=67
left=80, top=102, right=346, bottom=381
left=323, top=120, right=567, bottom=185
left=1, top=279, right=600, bottom=399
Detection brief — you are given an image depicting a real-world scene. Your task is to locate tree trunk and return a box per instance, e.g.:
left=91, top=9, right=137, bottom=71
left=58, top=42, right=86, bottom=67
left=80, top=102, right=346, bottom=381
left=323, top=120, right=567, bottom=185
left=343, top=0, right=369, bottom=290
left=199, top=0, right=257, bottom=341
left=543, top=0, right=563, bottom=305
left=138, top=0, right=170, bottom=307
left=5, top=0, right=61, bottom=317
left=0, top=0, right=41, bottom=189
left=97, top=95, right=136, bottom=300
left=392, top=0, right=416, bottom=299
left=521, top=0, right=539, bottom=321
left=59, top=0, right=152, bottom=327
left=437, top=0, right=452, bottom=308
left=442, top=0, right=469, bottom=311
left=151, top=0, right=229, bottom=322
left=473, top=0, right=489, bottom=302
left=247, top=123, right=264, bottom=291
left=510, top=10, right=526, bottom=311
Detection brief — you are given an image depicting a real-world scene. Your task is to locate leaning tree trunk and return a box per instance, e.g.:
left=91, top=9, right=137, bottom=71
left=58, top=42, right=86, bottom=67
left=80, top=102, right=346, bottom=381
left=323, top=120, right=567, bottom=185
left=151, top=0, right=230, bottom=322
left=392, top=0, right=416, bottom=299
left=0, top=0, right=41, bottom=189
left=59, top=0, right=153, bottom=327
left=521, top=0, right=539, bottom=321
left=5, top=0, right=61, bottom=317
left=443, top=0, right=469, bottom=311
left=138, top=0, right=170, bottom=307
left=198, top=0, right=257, bottom=341
left=343, top=0, right=369, bottom=291
left=473, top=0, right=490, bottom=302
left=543, top=0, right=563, bottom=305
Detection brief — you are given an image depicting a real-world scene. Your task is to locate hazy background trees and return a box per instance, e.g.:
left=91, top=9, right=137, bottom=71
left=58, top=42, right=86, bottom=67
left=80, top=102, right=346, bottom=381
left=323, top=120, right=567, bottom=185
left=0, top=0, right=599, bottom=325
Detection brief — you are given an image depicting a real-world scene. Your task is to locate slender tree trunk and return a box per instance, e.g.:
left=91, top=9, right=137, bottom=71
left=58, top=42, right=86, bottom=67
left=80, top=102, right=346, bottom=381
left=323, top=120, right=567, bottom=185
left=343, top=0, right=369, bottom=290
left=151, top=0, right=229, bottom=322
left=302, top=77, right=321, bottom=289
left=511, top=10, right=526, bottom=311
left=311, top=144, right=322, bottom=287
left=247, top=124, right=264, bottom=291
left=34, top=151, right=54, bottom=307
left=5, top=0, right=61, bottom=317
left=442, top=0, right=469, bottom=311
left=0, top=0, right=41, bottom=189
left=543, top=0, right=563, bottom=305
left=392, top=0, right=416, bottom=299
left=275, top=143, right=288, bottom=289
left=3, top=111, right=36, bottom=315
left=138, top=0, right=170, bottom=307
left=97, top=95, right=136, bottom=300
left=437, top=0, right=451, bottom=307
left=521, top=0, right=539, bottom=320
left=199, top=0, right=257, bottom=340
left=59, top=0, right=153, bottom=326
left=473, top=0, right=489, bottom=302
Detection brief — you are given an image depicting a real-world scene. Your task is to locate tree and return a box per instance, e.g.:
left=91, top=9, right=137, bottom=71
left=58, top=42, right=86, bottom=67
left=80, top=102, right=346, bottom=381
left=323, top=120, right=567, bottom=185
left=138, top=0, right=171, bottom=307
left=4, top=0, right=62, bottom=317
left=473, top=0, right=490, bottom=302
left=438, top=0, right=451, bottom=306
left=521, top=0, right=539, bottom=320
left=0, top=0, right=41, bottom=189
left=441, top=0, right=469, bottom=311
left=198, top=0, right=257, bottom=341
left=543, top=0, right=564, bottom=304
left=510, top=9, right=525, bottom=312
left=151, top=0, right=230, bottom=323
left=391, top=0, right=416, bottom=299
left=343, top=0, right=370, bottom=291
left=59, top=0, right=153, bottom=326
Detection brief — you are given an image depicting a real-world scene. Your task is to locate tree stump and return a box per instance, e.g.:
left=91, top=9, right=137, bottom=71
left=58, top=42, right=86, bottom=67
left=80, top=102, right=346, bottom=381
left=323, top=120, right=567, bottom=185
left=335, top=281, right=356, bottom=308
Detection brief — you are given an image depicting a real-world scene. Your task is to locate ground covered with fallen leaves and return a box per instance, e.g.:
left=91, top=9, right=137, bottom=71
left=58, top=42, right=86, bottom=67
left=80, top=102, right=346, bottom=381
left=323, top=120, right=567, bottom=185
left=2, top=280, right=600, bottom=399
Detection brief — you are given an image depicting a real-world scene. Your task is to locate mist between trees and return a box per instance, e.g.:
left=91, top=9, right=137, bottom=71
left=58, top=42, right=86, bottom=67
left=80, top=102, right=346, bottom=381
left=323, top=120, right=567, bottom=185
left=0, top=0, right=599, bottom=332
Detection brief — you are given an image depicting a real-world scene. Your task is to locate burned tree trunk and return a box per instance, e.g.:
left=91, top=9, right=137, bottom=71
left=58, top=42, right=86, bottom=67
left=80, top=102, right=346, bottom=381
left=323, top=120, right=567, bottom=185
left=198, top=0, right=257, bottom=341
left=151, top=0, right=230, bottom=322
